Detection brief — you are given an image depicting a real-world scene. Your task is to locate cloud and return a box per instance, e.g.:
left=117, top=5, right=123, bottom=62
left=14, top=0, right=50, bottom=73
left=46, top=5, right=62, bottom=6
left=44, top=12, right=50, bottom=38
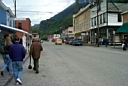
left=3, top=0, right=75, bottom=25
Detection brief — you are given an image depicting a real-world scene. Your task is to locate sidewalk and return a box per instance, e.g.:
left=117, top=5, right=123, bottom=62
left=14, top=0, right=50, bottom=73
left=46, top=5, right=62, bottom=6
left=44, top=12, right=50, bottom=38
left=94, top=45, right=128, bottom=52
left=0, top=55, right=12, bottom=86
left=102, top=45, right=124, bottom=50
left=0, top=54, right=29, bottom=86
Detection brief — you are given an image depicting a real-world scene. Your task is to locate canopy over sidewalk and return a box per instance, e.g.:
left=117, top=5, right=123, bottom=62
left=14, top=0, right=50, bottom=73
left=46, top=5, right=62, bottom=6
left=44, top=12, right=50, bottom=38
left=116, top=22, right=128, bottom=33
left=0, top=24, right=32, bottom=35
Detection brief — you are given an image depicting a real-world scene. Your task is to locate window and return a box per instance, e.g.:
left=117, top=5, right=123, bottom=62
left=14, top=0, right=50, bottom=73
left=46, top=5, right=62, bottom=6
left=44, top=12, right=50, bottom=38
left=9, top=21, right=11, bottom=26
left=94, top=17, right=96, bottom=26
left=100, top=14, right=102, bottom=24
left=91, top=18, right=93, bottom=27
left=118, top=13, right=122, bottom=22
left=18, top=22, right=22, bottom=29
left=103, top=13, right=106, bottom=23
left=69, top=31, right=72, bottom=33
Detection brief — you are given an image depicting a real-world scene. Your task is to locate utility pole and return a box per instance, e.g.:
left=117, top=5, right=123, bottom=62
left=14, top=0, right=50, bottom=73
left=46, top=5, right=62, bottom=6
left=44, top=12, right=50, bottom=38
left=13, top=0, right=16, bottom=17
left=96, top=0, right=100, bottom=47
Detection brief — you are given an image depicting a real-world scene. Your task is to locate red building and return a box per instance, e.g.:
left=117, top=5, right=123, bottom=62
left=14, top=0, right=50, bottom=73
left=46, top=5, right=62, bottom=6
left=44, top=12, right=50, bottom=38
left=15, top=18, right=31, bottom=38
left=15, top=18, right=31, bottom=49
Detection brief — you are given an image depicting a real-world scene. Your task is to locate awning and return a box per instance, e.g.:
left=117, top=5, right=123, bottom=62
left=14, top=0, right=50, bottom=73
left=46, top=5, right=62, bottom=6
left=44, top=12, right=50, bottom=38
left=0, top=24, right=32, bottom=35
left=116, top=22, right=128, bottom=33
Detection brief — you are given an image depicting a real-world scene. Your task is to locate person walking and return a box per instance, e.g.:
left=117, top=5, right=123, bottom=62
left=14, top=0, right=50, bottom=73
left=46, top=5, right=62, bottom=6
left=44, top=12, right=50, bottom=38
left=29, top=38, right=43, bottom=74
left=105, top=38, right=109, bottom=47
left=122, top=40, right=127, bottom=51
left=1, top=33, right=13, bottom=76
left=9, top=36, right=26, bottom=85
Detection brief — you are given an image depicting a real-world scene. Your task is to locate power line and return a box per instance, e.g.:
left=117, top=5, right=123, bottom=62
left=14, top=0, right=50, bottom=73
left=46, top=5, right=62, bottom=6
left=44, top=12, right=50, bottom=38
left=12, top=10, right=53, bottom=14
left=15, top=10, right=53, bottom=13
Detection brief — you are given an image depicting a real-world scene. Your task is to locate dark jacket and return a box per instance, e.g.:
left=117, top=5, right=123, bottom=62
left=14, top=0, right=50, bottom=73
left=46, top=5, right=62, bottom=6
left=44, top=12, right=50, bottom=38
left=4, top=45, right=11, bottom=54
left=0, top=39, right=5, bottom=55
left=0, top=45, right=5, bottom=55
left=9, top=42, right=26, bottom=61
left=29, top=40, right=43, bottom=59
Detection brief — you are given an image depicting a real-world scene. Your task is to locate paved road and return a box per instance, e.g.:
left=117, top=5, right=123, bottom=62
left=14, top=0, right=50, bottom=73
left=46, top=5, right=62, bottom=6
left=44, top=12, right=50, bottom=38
left=8, top=42, right=128, bottom=86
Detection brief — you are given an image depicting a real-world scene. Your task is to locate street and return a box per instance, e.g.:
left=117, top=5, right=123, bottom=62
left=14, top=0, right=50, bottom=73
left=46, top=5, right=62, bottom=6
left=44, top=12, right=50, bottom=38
left=8, top=42, right=128, bottom=86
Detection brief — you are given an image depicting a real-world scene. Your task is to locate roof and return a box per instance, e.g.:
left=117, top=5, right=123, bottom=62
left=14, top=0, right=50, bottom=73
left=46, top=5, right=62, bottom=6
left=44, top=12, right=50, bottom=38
left=122, top=11, right=128, bottom=15
left=73, top=4, right=91, bottom=18
left=0, top=1, right=15, bottom=17
left=116, top=22, right=128, bottom=33
left=108, top=3, right=128, bottom=13
left=0, top=24, right=32, bottom=35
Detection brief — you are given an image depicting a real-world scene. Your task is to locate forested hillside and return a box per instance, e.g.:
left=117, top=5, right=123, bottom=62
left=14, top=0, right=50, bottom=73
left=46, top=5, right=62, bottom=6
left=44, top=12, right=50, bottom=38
left=39, top=2, right=88, bottom=38
left=36, top=0, right=128, bottom=39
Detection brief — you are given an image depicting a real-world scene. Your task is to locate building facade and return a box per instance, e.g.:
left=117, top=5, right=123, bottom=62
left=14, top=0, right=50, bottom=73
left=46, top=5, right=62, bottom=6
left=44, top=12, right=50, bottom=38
left=73, top=4, right=91, bottom=44
left=0, top=1, right=15, bottom=42
left=0, top=1, right=15, bottom=27
left=118, top=11, right=128, bottom=41
left=0, top=1, right=15, bottom=52
left=90, top=0, right=128, bottom=44
left=15, top=18, right=31, bottom=49
left=73, top=0, right=128, bottom=45
left=15, top=18, right=31, bottom=38
left=62, top=26, right=75, bottom=38
left=122, top=11, right=128, bottom=23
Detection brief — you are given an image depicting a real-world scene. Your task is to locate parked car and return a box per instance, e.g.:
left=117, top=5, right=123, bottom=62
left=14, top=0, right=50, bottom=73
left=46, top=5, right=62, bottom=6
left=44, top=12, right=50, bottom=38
left=64, top=39, right=70, bottom=44
left=52, top=38, right=56, bottom=42
left=55, top=38, right=62, bottom=45
left=64, top=37, right=74, bottom=44
left=70, top=39, right=83, bottom=46
left=68, top=39, right=74, bottom=45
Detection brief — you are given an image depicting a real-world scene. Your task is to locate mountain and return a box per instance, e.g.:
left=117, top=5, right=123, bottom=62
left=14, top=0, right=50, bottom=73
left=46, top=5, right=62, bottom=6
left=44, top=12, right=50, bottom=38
left=108, top=0, right=128, bottom=3
left=39, top=2, right=88, bottom=37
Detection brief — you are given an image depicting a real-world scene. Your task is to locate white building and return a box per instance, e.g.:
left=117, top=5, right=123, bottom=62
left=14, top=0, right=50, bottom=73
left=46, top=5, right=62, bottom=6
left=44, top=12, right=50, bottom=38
left=62, top=26, right=75, bottom=38
left=90, top=0, right=128, bottom=44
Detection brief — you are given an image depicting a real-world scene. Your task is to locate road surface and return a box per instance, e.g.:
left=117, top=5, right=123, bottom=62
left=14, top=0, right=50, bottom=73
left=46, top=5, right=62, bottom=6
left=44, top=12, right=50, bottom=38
left=8, top=42, right=128, bottom=86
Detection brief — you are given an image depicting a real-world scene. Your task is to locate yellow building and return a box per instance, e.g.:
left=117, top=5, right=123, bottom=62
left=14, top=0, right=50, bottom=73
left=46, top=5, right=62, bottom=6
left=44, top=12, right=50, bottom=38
left=73, top=4, right=91, bottom=44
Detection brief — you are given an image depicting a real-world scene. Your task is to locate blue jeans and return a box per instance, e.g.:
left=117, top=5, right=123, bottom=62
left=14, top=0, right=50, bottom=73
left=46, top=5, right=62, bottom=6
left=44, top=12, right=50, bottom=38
left=2, top=54, right=12, bottom=73
left=12, top=61, right=23, bottom=80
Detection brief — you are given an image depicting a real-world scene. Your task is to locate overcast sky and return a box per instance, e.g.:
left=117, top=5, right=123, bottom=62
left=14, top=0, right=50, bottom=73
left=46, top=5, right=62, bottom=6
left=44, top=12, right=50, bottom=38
left=3, top=0, right=75, bottom=25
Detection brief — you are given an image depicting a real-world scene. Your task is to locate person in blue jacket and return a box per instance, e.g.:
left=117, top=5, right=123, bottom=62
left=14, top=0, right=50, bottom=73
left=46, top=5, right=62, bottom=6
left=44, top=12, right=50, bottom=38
left=9, top=36, right=26, bottom=85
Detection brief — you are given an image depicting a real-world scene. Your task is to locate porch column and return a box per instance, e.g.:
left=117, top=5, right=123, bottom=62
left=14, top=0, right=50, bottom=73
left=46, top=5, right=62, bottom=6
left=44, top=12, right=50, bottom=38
left=107, top=28, right=109, bottom=39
